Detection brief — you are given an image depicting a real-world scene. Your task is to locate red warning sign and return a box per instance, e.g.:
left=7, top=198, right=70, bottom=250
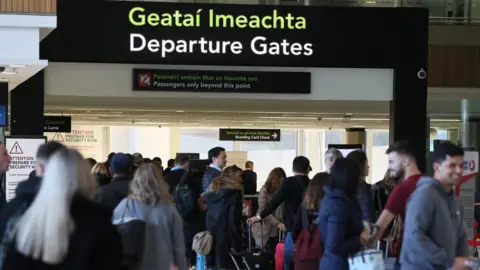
left=242, top=200, right=252, bottom=217
left=52, top=133, right=65, bottom=142
left=9, top=141, right=23, bottom=155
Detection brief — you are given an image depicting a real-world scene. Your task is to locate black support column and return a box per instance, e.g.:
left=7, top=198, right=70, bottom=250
left=10, top=70, right=44, bottom=136
left=0, top=82, right=7, bottom=131
left=390, top=67, right=428, bottom=172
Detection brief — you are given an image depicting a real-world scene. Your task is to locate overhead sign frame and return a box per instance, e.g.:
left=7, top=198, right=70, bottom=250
left=132, top=69, right=311, bottom=94
left=4, top=136, right=47, bottom=202
left=44, top=115, right=72, bottom=133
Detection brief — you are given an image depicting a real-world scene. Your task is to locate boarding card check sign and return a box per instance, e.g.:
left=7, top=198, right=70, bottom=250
left=460, top=151, right=479, bottom=242
left=5, top=137, right=46, bottom=202
left=219, top=128, right=281, bottom=142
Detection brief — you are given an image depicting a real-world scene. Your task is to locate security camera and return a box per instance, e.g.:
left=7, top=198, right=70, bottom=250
left=131, top=120, right=135, bottom=124
left=417, top=68, right=427, bottom=79
left=329, top=127, right=332, bottom=130
left=316, top=117, right=323, bottom=122
left=158, top=125, right=162, bottom=128
left=0, top=67, right=5, bottom=73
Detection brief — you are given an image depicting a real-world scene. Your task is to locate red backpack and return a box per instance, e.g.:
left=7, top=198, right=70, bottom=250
left=294, top=208, right=322, bottom=270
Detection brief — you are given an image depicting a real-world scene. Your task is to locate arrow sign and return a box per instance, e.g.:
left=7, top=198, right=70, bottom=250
left=219, top=129, right=281, bottom=142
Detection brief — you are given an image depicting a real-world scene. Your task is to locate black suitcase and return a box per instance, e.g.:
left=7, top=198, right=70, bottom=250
left=230, top=220, right=275, bottom=270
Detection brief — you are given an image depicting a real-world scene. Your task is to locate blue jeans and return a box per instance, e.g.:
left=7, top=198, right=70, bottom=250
left=283, top=232, right=294, bottom=270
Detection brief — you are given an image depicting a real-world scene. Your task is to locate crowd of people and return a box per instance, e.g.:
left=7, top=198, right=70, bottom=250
left=0, top=139, right=472, bottom=270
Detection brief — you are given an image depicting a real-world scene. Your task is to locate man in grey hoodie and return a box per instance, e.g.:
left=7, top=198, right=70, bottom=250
left=401, top=142, right=472, bottom=270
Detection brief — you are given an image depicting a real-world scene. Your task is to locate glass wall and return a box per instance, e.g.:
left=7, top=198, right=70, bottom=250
left=238, top=129, right=297, bottom=190
left=179, top=128, right=235, bottom=159
left=178, top=127, right=395, bottom=191
left=370, top=130, right=389, bottom=185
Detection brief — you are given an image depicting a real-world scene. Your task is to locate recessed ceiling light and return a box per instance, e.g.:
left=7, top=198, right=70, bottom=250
left=9, top=64, right=25, bottom=68
left=176, top=110, right=184, bottom=113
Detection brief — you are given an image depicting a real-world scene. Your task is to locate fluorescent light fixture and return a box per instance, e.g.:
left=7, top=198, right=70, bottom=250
left=321, top=117, right=389, bottom=121
left=430, top=119, right=460, bottom=122
left=258, top=116, right=317, bottom=120
left=9, top=64, right=25, bottom=68
left=0, top=78, right=7, bottom=82
left=1, top=68, right=17, bottom=75
left=176, top=110, right=185, bottom=113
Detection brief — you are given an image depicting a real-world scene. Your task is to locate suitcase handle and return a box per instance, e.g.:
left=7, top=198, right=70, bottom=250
left=278, top=229, right=285, bottom=243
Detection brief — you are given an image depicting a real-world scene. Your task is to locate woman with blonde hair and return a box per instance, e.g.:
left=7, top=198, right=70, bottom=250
left=203, top=165, right=245, bottom=270
left=0, top=148, right=122, bottom=270
left=112, top=163, right=187, bottom=270
left=91, top=162, right=111, bottom=186
left=252, top=167, right=286, bottom=252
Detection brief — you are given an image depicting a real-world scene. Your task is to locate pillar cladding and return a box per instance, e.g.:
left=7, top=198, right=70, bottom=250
left=10, top=70, right=44, bottom=136
left=466, top=119, right=480, bottom=151
left=344, top=128, right=366, bottom=146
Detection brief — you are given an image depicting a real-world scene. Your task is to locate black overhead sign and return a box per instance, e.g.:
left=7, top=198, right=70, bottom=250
left=41, top=1, right=428, bottom=68
left=176, top=153, right=200, bottom=160
left=219, top=129, right=281, bottom=142
left=44, top=116, right=72, bottom=133
left=133, top=69, right=310, bottom=94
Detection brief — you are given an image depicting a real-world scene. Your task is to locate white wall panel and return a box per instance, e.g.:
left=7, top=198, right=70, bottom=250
left=45, top=62, right=394, bottom=101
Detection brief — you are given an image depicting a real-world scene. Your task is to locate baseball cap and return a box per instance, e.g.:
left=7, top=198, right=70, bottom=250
left=110, top=153, right=133, bottom=174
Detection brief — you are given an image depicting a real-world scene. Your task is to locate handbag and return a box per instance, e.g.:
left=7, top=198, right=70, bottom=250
left=348, top=249, right=386, bottom=270
left=192, top=231, right=213, bottom=256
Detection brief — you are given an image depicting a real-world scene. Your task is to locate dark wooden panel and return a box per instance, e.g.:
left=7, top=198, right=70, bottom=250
left=428, top=45, right=480, bottom=87
left=0, top=0, right=55, bottom=13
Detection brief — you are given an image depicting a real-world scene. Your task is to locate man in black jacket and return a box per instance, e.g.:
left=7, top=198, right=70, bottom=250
left=242, top=161, right=257, bottom=195
left=164, top=154, right=190, bottom=195
left=248, top=156, right=310, bottom=270
left=202, top=147, right=226, bottom=192
left=14, top=141, right=66, bottom=198
left=97, top=153, right=133, bottom=211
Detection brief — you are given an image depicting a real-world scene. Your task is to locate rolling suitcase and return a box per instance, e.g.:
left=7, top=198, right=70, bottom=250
left=275, top=230, right=285, bottom=270
left=230, top=220, right=275, bottom=270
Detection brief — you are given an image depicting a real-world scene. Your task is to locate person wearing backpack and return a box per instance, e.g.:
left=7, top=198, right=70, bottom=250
left=167, top=154, right=206, bottom=269
left=294, top=172, right=328, bottom=270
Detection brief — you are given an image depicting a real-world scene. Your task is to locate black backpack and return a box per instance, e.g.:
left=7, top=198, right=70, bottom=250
left=174, top=172, right=196, bottom=219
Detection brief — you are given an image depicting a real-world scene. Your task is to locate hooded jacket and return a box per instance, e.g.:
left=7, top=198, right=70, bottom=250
left=400, top=176, right=469, bottom=270
left=319, top=186, right=363, bottom=270
left=112, top=198, right=187, bottom=270
left=203, top=187, right=244, bottom=269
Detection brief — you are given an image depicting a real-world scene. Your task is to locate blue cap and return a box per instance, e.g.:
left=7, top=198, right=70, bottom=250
left=110, top=153, right=133, bottom=174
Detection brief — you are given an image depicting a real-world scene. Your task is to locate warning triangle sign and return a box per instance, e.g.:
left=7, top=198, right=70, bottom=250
left=52, top=133, right=65, bottom=142
left=9, top=141, right=23, bottom=155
